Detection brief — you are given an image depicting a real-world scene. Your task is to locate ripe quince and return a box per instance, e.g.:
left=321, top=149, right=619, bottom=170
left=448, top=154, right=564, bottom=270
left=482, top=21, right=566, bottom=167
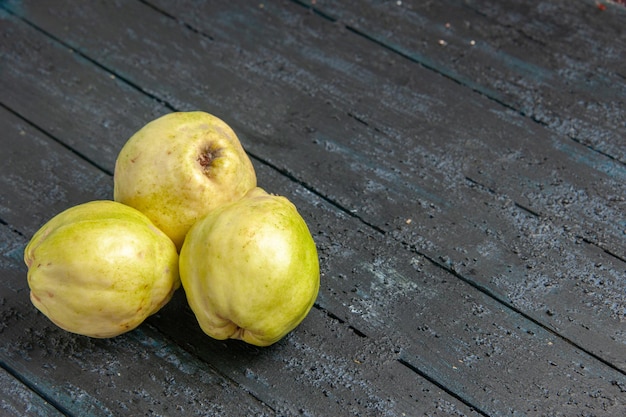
left=24, top=200, right=179, bottom=338
left=180, top=187, right=319, bottom=346
left=114, top=111, right=257, bottom=250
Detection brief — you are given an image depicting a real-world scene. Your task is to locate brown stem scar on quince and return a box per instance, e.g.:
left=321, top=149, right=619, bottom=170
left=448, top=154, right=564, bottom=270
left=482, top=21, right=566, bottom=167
left=197, top=146, right=223, bottom=177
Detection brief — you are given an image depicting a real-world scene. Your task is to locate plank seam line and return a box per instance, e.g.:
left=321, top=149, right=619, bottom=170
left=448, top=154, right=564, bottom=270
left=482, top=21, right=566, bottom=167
left=313, top=302, right=369, bottom=338
left=464, top=176, right=496, bottom=195
left=397, top=358, right=491, bottom=417
left=466, top=177, right=626, bottom=264
left=580, top=236, right=626, bottom=264
left=0, top=102, right=113, bottom=177
left=0, top=359, right=73, bottom=416
left=289, top=0, right=338, bottom=22
left=138, top=0, right=216, bottom=41
left=465, top=176, right=542, bottom=218
left=0, top=5, right=177, bottom=115
left=313, top=303, right=346, bottom=324
left=528, top=115, right=625, bottom=166
left=408, top=245, right=626, bottom=377
left=465, top=177, right=626, bottom=264
left=290, top=1, right=626, bottom=168
left=0, top=215, right=27, bottom=239
left=248, top=153, right=387, bottom=232
left=513, top=202, right=542, bottom=218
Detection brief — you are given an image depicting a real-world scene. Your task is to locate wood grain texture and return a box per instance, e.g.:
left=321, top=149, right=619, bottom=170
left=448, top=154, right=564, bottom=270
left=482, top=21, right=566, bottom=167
left=0, top=367, right=64, bottom=416
left=0, top=7, right=166, bottom=174
left=1, top=0, right=625, bottom=415
left=0, top=107, right=112, bottom=236
left=299, top=0, right=626, bottom=165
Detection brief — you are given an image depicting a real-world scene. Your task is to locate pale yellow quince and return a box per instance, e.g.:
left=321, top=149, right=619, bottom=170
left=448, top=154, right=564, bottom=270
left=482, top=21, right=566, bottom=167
left=114, top=111, right=257, bottom=250
left=24, top=200, right=180, bottom=338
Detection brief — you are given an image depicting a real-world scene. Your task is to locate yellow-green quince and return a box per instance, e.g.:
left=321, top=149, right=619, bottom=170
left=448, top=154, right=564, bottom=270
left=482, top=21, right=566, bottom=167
left=180, top=187, right=320, bottom=346
left=24, top=200, right=180, bottom=338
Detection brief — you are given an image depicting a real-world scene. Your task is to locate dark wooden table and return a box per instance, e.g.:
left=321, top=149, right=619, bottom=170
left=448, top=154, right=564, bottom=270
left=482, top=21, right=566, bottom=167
left=2, top=1, right=625, bottom=415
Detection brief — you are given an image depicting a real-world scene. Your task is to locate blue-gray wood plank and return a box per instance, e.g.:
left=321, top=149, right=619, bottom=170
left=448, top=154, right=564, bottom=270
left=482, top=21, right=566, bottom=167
left=298, top=0, right=626, bottom=164
left=1, top=0, right=625, bottom=415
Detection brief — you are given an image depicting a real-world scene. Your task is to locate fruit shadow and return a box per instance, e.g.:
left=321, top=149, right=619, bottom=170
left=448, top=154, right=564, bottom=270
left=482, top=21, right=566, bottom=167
left=147, top=288, right=278, bottom=364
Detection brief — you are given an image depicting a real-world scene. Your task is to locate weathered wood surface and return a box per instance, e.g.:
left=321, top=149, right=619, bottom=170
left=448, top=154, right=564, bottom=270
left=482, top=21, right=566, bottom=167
left=1, top=0, right=625, bottom=415
left=300, top=0, right=626, bottom=165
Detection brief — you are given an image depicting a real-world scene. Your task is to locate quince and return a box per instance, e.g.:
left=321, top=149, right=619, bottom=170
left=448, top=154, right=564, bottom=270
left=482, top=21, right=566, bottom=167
left=24, top=200, right=179, bottom=338
left=180, top=187, right=319, bottom=346
left=114, top=111, right=257, bottom=250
